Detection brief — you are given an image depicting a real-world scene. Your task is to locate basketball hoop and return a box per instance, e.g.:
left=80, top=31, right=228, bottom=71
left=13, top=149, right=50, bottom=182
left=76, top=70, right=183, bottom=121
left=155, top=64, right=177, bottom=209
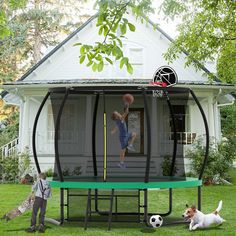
left=152, top=66, right=178, bottom=87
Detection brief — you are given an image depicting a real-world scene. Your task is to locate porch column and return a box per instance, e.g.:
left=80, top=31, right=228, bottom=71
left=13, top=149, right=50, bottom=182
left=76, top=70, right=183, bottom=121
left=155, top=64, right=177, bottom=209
left=84, top=95, right=92, bottom=155
left=213, top=102, right=221, bottom=141
left=21, top=96, right=30, bottom=152
left=207, top=96, right=215, bottom=138
left=18, top=101, right=24, bottom=152
left=151, top=96, right=158, bottom=156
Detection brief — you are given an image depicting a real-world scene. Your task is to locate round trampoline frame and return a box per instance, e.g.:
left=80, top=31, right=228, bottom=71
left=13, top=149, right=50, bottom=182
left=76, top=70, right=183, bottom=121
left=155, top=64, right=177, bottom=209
left=32, top=86, right=209, bottom=228
left=50, top=176, right=202, bottom=189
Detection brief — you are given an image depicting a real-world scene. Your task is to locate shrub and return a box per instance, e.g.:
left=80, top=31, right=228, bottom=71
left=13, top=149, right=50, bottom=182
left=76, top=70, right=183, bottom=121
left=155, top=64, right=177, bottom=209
left=161, top=155, right=178, bottom=176
left=44, top=167, right=58, bottom=178
left=0, top=150, right=32, bottom=183
left=0, top=153, right=19, bottom=182
left=186, top=136, right=235, bottom=184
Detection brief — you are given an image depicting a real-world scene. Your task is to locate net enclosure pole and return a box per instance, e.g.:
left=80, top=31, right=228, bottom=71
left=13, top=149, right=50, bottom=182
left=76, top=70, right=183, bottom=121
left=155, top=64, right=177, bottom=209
left=92, top=93, right=100, bottom=177
left=165, top=91, right=177, bottom=176
left=32, top=91, right=50, bottom=174
left=103, top=92, right=107, bottom=182
left=54, top=88, right=70, bottom=182
left=189, top=89, right=209, bottom=180
left=142, top=89, right=151, bottom=183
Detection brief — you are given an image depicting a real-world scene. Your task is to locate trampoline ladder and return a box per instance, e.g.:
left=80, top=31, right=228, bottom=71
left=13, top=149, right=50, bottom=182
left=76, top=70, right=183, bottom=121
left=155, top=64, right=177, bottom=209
left=84, top=189, right=115, bottom=230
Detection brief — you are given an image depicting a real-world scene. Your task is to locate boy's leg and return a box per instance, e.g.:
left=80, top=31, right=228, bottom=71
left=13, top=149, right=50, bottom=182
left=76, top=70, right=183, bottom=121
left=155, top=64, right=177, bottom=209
left=31, top=197, right=41, bottom=227
left=119, top=148, right=126, bottom=162
left=127, top=132, right=137, bottom=152
left=26, top=197, right=40, bottom=232
left=39, top=199, right=47, bottom=226
left=128, top=132, right=137, bottom=145
left=38, top=199, right=47, bottom=232
left=118, top=148, right=126, bottom=168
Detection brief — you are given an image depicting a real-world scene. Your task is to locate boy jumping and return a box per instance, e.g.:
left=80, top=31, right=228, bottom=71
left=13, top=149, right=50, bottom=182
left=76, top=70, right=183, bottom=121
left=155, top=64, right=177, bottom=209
left=111, top=104, right=137, bottom=168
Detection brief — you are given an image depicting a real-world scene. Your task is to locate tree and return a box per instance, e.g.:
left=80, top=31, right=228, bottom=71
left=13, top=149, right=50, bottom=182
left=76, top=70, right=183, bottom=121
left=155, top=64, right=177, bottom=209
left=0, top=1, right=90, bottom=145
left=0, top=0, right=27, bottom=39
left=221, top=102, right=236, bottom=137
left=162, top=0, right=236, bottom=84
left=76, top=0, right=235, bottom=83
left=0, top=0, right=90, bottom=83
left=217, top=41, right=236, bottom=84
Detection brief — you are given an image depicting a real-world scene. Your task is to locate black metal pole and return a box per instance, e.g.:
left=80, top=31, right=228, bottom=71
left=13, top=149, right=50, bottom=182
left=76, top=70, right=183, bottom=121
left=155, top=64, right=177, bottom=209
left=143, top=189, right=149, bottom=226
left=32, top=92, right=50, bottom=174
left=189, top=89, right=209, bottom=180
left=103, top=91, right=107, bottom=182
left=108, top=189, right=114, bottom=230
left=92, top=93, right=100, bottom=177
left=142, top=89, right=151, bottom=183
left=165, top=92, right=177, bottom=176
left=54, top=89, right=69, bottom=182
left=60, top=188, right=64, bottom=224
left=84, top=189, right=91, bottom=230
left=198, top=186, right=201, bottom=210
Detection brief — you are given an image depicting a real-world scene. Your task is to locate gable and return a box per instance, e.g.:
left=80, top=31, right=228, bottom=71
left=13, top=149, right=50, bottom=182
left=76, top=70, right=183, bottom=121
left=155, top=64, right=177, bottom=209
left=21, top=13, right=210, bottom=83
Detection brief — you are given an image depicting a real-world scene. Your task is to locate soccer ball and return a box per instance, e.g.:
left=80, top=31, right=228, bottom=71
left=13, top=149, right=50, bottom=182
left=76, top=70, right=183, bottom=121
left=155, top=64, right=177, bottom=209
left=149, top=215, right=163, bottom=228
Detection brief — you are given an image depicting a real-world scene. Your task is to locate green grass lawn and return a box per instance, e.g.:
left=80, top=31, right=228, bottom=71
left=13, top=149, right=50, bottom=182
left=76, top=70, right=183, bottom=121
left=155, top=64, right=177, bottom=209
left=1, top=170, right=236, bottom=236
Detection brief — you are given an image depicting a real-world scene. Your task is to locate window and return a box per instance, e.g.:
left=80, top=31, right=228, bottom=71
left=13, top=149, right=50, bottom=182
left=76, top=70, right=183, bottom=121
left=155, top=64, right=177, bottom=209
left=126, top=108, right=144, bottom=155
left=47, top=103, right=75, bottom=142
left=169, top=105, right=195, bottom=144
left=129, top=48, right=143, bottom=78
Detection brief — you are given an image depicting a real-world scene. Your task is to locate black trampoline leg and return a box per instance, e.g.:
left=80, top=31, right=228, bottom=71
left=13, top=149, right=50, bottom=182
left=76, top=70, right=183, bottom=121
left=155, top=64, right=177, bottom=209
left=60, top=188, right=64, bottom=224
left=143, top=189, right=149, bottom=226
left=108, top=189, right=114, bottom=230
left=84, top=189, right=91, bottom=230
left=167, top=188, right=173, bottom=216
left=198, top=186, right=201, bottom=211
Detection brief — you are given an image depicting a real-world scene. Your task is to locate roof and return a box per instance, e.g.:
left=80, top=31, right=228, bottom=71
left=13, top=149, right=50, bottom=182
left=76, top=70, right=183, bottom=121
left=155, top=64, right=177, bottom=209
left=15, top=12, right=220, bottom=83
left=2, top=79, right=235, bottom=89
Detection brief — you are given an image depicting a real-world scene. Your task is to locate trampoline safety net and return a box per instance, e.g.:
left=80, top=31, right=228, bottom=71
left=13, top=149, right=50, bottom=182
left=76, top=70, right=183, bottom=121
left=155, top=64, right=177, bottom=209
left=47, top=88, right=196, bottom=182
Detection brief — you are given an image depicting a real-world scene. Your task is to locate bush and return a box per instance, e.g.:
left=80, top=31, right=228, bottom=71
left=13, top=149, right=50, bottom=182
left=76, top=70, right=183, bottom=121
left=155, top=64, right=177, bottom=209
left=0, top=150, right=32, bottom=183
left=0, top=153, right=19, bottom=182
left=44, top=167, right=58, bottom=178
left=186, top=136, right=235, bottom=184
left=161, top=155, right=178, bottom=176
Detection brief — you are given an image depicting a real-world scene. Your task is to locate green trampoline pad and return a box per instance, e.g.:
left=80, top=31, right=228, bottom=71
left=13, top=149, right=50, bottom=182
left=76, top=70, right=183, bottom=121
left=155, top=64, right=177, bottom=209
left=50, top=176, right=202, bottom=189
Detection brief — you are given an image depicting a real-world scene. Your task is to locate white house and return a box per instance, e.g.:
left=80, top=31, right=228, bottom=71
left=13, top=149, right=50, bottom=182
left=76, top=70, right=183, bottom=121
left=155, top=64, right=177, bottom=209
left=1, top=14, right=235, bottom=174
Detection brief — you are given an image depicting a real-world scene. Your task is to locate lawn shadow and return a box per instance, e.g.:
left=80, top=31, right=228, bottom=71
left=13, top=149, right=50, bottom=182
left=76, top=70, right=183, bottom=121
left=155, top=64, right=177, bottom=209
left=4, top=225, right=52, bottom=233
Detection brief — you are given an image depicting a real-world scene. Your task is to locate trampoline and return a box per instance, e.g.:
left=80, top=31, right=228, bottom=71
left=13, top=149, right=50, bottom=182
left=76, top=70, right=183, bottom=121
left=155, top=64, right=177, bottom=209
left=32, top=84, right=209, bottom=229
left=50, top=176, right=201, bottom=189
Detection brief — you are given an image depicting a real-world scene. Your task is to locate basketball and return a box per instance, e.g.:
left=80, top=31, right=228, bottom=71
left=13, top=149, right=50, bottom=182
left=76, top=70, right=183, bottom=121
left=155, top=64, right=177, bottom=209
left=122, top=94, right=134, bottom=105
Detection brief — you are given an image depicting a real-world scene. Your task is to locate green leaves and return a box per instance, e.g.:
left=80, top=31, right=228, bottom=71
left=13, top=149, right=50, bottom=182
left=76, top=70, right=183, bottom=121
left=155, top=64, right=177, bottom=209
left=120, top=23, right=127, bottom=35
left=128, top=22, right=135, bottom=32
left=105, top=57, right=113, bottom=65
left=162, top=0, right=236, bottom=83
left=127, top=63, right=133, bottom=74
left=74, top=0, right=148, bottom=75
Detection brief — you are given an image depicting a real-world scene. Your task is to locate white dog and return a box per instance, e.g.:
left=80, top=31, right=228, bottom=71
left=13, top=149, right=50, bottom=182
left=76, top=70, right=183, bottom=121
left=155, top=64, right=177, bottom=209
left=182, top=200, right=225, bottom=231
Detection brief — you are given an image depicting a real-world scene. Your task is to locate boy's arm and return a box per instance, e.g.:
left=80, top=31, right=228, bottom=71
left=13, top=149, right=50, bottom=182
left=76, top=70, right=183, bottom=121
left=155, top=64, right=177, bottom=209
left=111, top=126, right=118, bottom=134
left=122, top=103, right=129, bottom=119
left=31, top=181, right=38, bottom=193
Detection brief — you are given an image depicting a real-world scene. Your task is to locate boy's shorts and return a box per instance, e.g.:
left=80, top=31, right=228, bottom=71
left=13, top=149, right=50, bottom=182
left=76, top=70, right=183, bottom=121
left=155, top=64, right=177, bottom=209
left=119, top=133, right=132, bottom=149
